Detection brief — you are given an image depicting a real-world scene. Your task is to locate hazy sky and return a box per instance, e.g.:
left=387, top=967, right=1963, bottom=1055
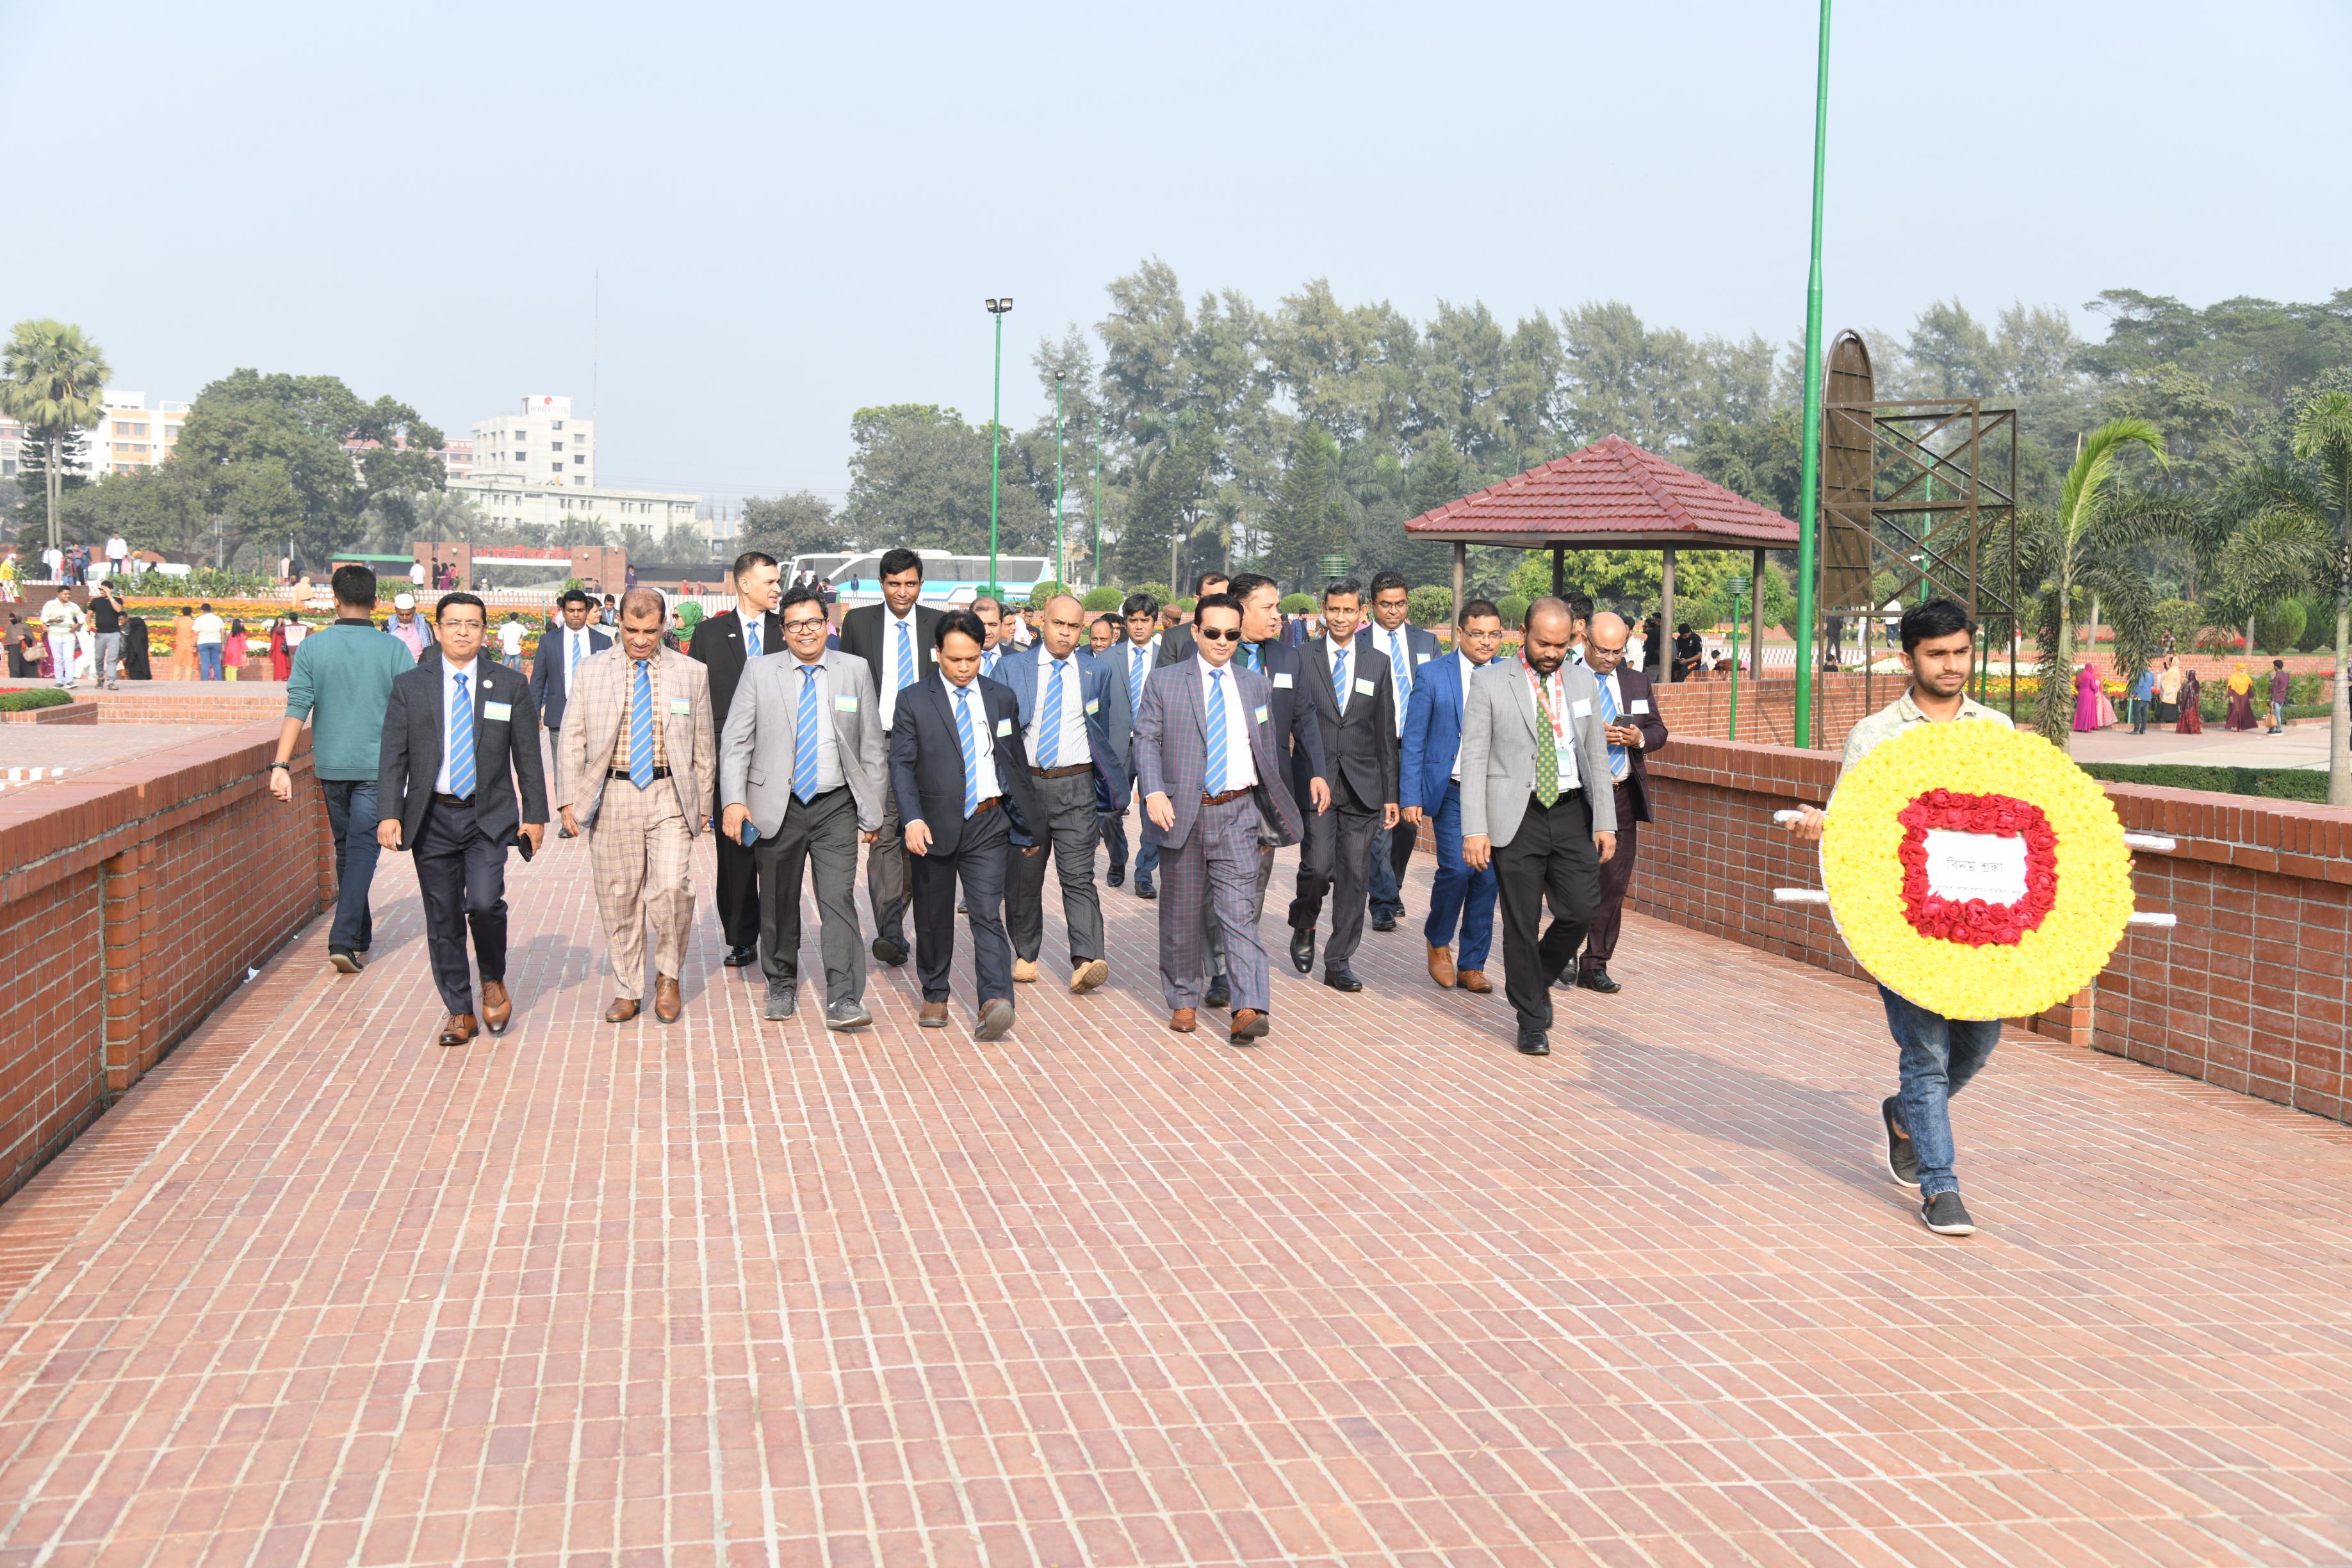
left=8, top=1, right=2348, bottom=509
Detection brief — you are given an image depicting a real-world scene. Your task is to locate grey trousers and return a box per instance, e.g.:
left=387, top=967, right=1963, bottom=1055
left=755, top=785, right=865, bottom=1007
left=1008, top=770, right=1106, bottom=965
left=1203, top=835, right=1277, bottom=979
left=1289, top=774, right=1381, bottom=970
left=94, top=630, right=120, bottom=685
left=867, top=751, right=910, bottom=945
left=1159, top=794, right=1268, bottom=1013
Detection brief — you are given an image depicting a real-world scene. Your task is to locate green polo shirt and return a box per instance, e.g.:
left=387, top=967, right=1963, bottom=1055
left=284, top=618, right=419, bottom=781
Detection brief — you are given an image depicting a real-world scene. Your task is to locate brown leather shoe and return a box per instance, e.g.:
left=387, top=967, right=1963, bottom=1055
left=1229, top=1008, right=1270, bottom=1044
left=1169, top=1008, right=1197, bottom=1033
left=1070, top=959, right=1109, bottom=995
left=480, top=979, right=512, bottom=1034
left=1456, top=969, right=1494, bottom=994
left=437, top=1013, right=477, bottom=1047
left=653, top=975, right=682, bottom=1024
left=1427, top=943, right=1457, bottom=990
left=1011, top=958, right=1038, bottom=983
left=918, top=1001, right=949, bottom=1028
left=603, top=997, right=641, bottom=1024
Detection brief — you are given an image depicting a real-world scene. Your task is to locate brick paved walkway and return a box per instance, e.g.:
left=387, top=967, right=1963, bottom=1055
left=4, top=830, right=2351, bottom=1566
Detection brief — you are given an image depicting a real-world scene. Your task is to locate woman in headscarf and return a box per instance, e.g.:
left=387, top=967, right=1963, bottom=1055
left=120, top=612, right=152, bottom=680
left=2176, top=667, right=2203, bottom=733
left=2225, top=664, right=2258, bottom=731
left=2155, top=655, right=2182, bottom=724
left=2072, top=662, right=2104, bottom=731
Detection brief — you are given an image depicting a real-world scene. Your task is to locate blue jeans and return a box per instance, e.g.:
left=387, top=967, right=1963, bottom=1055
left=320, top=779, right=382, bottom=954
left=197, top=643, right=223, bottom=680
left=1421, top=783, right=1497, bottom=970
left=1878, top=984, right=2000, bottom=1198
left=1132, top=803, right=1161, bottom=888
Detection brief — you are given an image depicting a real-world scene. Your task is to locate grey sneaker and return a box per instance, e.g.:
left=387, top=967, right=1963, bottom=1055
left=1920, top=1191, right=1976, bottom=1236
left=1881, top=1097, right=1918, bottom=1188
left=824, top=999, right=872, bottom=1031
left=764, top=981, right=796, bottom=1021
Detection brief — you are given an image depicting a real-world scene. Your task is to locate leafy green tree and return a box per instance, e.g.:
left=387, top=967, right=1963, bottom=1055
left=739, top=490, right=842, bottom=561
left=2289, top=390, right=2352, bottom=803
left=2, top=319, right=110, bottom=553
left=2016, top=418, right=2171, bottom=743
left=1259, top=427, right=1339, bottom=591
left=842, top=404, right=1045, bottom=555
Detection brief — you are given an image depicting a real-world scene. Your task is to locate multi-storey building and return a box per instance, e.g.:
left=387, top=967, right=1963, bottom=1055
left=92, top=391, right=189, bottom=475
left=471, top=394, right=595, bottom=488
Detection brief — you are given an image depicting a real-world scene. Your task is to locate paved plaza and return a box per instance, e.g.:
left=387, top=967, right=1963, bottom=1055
left=3, top=831, right=2350, bottom=1565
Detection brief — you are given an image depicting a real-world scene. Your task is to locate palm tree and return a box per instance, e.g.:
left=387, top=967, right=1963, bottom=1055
left=1, top=320, right=112, bottom=556
left=2291, top=391, right=2352, bottom=804
left=2018, top=418, right=2169, bottom=744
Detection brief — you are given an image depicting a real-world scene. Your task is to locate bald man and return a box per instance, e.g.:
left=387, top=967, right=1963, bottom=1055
left=1570, top=612, right=1667, bottom=992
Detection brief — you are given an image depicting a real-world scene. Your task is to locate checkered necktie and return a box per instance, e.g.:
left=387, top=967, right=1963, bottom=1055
left=793, top=663, right=820, bottom=802
left=628, top=660, right=654, bottom=789
left=1204, top=669, right=1229, bottom=794
left=1596, top=677, right=1629, bottom=781
left=954, top=684, right=980, bottom=817
left=1038, top=658, right=1065, bottom=768
left=448, top=673, right=475, bottom=798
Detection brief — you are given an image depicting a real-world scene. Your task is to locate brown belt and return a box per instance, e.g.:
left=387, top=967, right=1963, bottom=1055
left=970, top=796, right=1001, bottom=816
left=1031, top=763, right=1091, bottom=780
left=1201, top=785, right=1253, bottom=806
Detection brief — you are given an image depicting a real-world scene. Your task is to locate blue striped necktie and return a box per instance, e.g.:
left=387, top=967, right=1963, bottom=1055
left=1204, top=669, right=1229, bottom=794
left=1129, top=646, right=1145, bottom=711
left=1332, top=644, right=1350, bottom=710
left=746, top=619, right=760, bottom=659
left=448, top=672, right=475, bottom=798
left=1038, top=658, right=1065, bottom=767
left=793, top=662, right=820, bottom=801
left=629, top=660, right=654, bottom=788
left=895, top=618, right=915, bottom=691
left=568, top=630, right=581, bottom=680
left=1390, top=630, right=1412, bottom=726
left=1597, top=677, right=1629, bottom=780
left=954, top=685, right=979, bottom=817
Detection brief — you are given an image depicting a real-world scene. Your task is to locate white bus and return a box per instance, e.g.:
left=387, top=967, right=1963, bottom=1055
left=783, top=548, right=1054, bottom=608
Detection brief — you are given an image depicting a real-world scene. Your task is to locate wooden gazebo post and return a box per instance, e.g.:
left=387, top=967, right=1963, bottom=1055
left=1658, top=548, right=1676, bottom=680
left=1451, top=543, right=1466, bottom=630
left=1751, top=547, right=1767, bottom=680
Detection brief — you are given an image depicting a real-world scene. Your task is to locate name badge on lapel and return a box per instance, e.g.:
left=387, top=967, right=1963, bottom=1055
left=834, top=694, right=858, bottom=712
left=483, top=701, right=512, bottom=721
left=1084, top=698, right=1100, bottom=715
left=669, top=698, right=692, bottom=715
left=1572, top=699, right=1592, bottom=719
left=1353, top=678, right=1376, bottom=696
left=1630, top=699, right=1650, bottom=715
left=995, top=717, right=1013, bottom=737
left=1273, top=672, right=1293, bottom=689
left=1254, top=705, right=1270, bottom=724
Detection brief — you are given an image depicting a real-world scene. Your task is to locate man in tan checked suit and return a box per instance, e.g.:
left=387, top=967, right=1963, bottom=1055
left=557, top=588, right=717, bottom=1024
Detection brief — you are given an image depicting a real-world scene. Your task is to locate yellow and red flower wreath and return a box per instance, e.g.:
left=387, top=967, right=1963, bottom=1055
left=1818, top=723, right=2135, bottom=1020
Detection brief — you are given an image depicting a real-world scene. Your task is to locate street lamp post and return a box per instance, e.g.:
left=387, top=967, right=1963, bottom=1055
left=984, top=297, right=1013, bottom=594
left=1791, top=0, right=1833, bottom=748
left=1091, top=415, right=1103, bottom=589
left=1053, top=373, right=1066, bottom=591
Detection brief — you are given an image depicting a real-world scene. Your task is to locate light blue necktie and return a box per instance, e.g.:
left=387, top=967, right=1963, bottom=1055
left=895, top=618, right=915, bottom=692
left=954, top=685, right=980, bottom=817
left=1597, top=676, right=1629, bottom=781
left=1243, top=642, right=1261, bottom=673
left=746, top=619, right=760, bottom=660
left=1390, top=630, right=1413, bottom=731
left=448, top=671, right=475, bottom=798
left=1129, top=646, right=1146, bottom=712
left=568, top=630, right=582, bottom=680
left=793, top=663, right=820, bottom=801
left=629, top=659, right=654, bottom=789
left=1038, top=658, right=1065, bottom=768
left=1332, top=644, right=1350, bottom=710
left=1204, top=669, right=1229, bottom=794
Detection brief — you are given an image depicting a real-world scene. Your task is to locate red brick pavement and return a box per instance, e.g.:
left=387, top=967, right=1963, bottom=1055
left=3, top=829, right=2351, bottom=1565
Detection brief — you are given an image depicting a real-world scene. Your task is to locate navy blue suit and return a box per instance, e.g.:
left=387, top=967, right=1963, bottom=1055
left=528, top=623, right=611, bottom=733
left=1400, top=651, right=1497, bottom=973
left=1367, top=622, right=1442, bottom=919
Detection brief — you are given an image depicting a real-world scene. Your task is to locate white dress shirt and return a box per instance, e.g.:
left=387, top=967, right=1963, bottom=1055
left=1526, top=661, right=1582, bottom=794
left=1451, top=651, right=1482, bottom=782
left=436, top=655, right=480, bottom=796
left=1325, top=628, right=1364, bottom=712
left=877, top=605, right=922, bottom=732
left=788, top=655, right=844, bottom=794
left=1197, top=659, right=1257, bottom=791
left=563, top=625, right=600, bottom=671
left=945, top=676, right=999, bottom=810
left=1025, top=646, right=1092, bottom=766
left=1383, top=625, right=1417, bottom=737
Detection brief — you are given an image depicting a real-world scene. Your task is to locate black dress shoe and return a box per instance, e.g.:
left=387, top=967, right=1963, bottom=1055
left=1516, top=1029, right=1551, bottom=1056
left=870, top=936, right=910, bottom=966
left=1575, top=967, right=1622, bottom=994
left=1135, top=881, right=1156, bottom=901
left=1289, top=927, right=1316, bottom=976
left=1107, top=865, right=1125, bottom=888
left=723, top=945, right=758, bottom=968
left=1371, top=915, right=1398, bottom=933
left=1323, top=967, right=1363, bottom=993
left=557, top=826, right=576, bottom=839
left=1204, top=974, right=1230, bottom=1011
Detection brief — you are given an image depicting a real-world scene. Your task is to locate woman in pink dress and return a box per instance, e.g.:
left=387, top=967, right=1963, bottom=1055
left=2072, top=663, right=2104, bottom=731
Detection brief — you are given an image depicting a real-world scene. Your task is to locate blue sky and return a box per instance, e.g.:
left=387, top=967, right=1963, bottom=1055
left=8, top=1, right=2348, bottom=507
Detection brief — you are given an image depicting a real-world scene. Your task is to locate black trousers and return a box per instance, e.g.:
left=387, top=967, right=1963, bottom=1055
left=1578, top=781, right=1641, bottom=970
left=1493, top=789, right=1599, bottom=1035
left=911, top=804, right=1013, bottom=1008
left=712, top=783, right=760, bottom=950
left=1288, top=772, right=1380, bottom=969
left=755, top=785, right=864, bottom=1006
left=416, top=795, right=509, bottom=1015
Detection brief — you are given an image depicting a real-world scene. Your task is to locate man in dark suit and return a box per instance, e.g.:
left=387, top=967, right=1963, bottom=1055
left=530, top=589, right=612, bottom=836
left=1573, top=611, right=1669, bottom=992
left=1135, top=592, right=1305, bottom=1045
left=1285, top=577, right=1398, bottom=991
left=1400, top=598, right=1505, bottom=994
left=1102, top=591, right=1161, bottom=894
left=839, top=548, right=943, bottom=965
left=1362, top=569, right=1443, bottom=929
left=687, top=550, right=785, bottom=968
left=1196, top=573, right=1328, bottom=1010
left=994, top=592, right=1126, bottom=993
left=376, top=592, right=548, bottom=1047
left=1152, top=569, right=1229, bottom=668
left=888, top=608, right=1044, bottom=1041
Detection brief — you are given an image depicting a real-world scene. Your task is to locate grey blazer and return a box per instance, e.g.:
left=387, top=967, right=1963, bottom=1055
left=718, top=649, right=886, bottom=837
left=1458, top=657, right=1619, bottom=848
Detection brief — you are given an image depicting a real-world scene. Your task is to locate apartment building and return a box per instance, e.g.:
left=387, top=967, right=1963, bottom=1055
left=92, top=390, right=190, bottom=475
left=471, top=394, right=595, bottom=488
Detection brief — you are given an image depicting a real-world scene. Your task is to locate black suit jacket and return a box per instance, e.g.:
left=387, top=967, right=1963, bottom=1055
left=887, top=673, right=1044, bottom=858
left=1232, top=639, right=1330, bottom=808
left=1298, top=634, right=1398, bottom=808
left=528, top=624, right=612, bottom=731
left=839, top=602, right=945, bottom=723
left=1154, top=623, right=1196, bottom=667
left=687, top=607, right=783, bottom=734
left=1599, top=664, right=1670, bottom=823
left=378, top=658, right=548, bottom=849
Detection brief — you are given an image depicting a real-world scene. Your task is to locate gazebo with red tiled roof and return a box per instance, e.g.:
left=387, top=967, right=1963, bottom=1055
left=1405, top=434, right=1795, bottom=660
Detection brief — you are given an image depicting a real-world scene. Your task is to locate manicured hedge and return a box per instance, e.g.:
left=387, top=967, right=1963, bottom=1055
left=2078, top=760, right=2330, bottom=802
left=0, top=687, right=74, bottom=712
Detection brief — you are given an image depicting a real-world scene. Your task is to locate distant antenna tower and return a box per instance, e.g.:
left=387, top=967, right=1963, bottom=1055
left=592, top=270, right=600, bottom=425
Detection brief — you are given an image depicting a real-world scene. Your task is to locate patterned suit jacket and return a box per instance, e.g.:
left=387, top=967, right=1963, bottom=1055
left=558, top=643, right=719, bottom=834
left=1132, top=660, right=1305, bottom=853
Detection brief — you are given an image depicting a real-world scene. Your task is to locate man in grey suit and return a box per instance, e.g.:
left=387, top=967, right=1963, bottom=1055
left=1460, top=597, right=1618, bottom=1057
left=1134, top=592, right=1304, bottom=1047
left=720, top=584, right=886, bottom=1031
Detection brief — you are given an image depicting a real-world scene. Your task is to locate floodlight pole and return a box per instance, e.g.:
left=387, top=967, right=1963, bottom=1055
left=1053, top=373, right=1066, bottom=590
left=1091, top=415, right=1103, bottom=589
left=1791, top=0, right=1832, bottom=748
left=985, top=298, right=1013, bottom=594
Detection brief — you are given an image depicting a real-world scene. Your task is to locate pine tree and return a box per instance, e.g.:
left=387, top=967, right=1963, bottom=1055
left=1262, top=427, right=1338, bottom=591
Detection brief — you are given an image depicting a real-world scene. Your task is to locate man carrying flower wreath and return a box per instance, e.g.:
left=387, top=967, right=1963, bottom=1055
left=1787, top=599, right=2010, bottom=1237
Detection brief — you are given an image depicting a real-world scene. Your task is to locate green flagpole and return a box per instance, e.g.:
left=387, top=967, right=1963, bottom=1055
left=1792, top=0, right=1833, bottom=748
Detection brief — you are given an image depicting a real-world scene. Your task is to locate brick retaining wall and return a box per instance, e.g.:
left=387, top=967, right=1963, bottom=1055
left=1628, top=736, right=2351, bottom=1124
left=0, top=723, right=332, bottom=1200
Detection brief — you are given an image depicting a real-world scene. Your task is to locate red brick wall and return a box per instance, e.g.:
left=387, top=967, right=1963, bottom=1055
left=1624, top=736, right=2352, bottom=1125
left=1651, top=674, right=1918, bottom=751
left=0, top=723, right=334, bottom=1200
